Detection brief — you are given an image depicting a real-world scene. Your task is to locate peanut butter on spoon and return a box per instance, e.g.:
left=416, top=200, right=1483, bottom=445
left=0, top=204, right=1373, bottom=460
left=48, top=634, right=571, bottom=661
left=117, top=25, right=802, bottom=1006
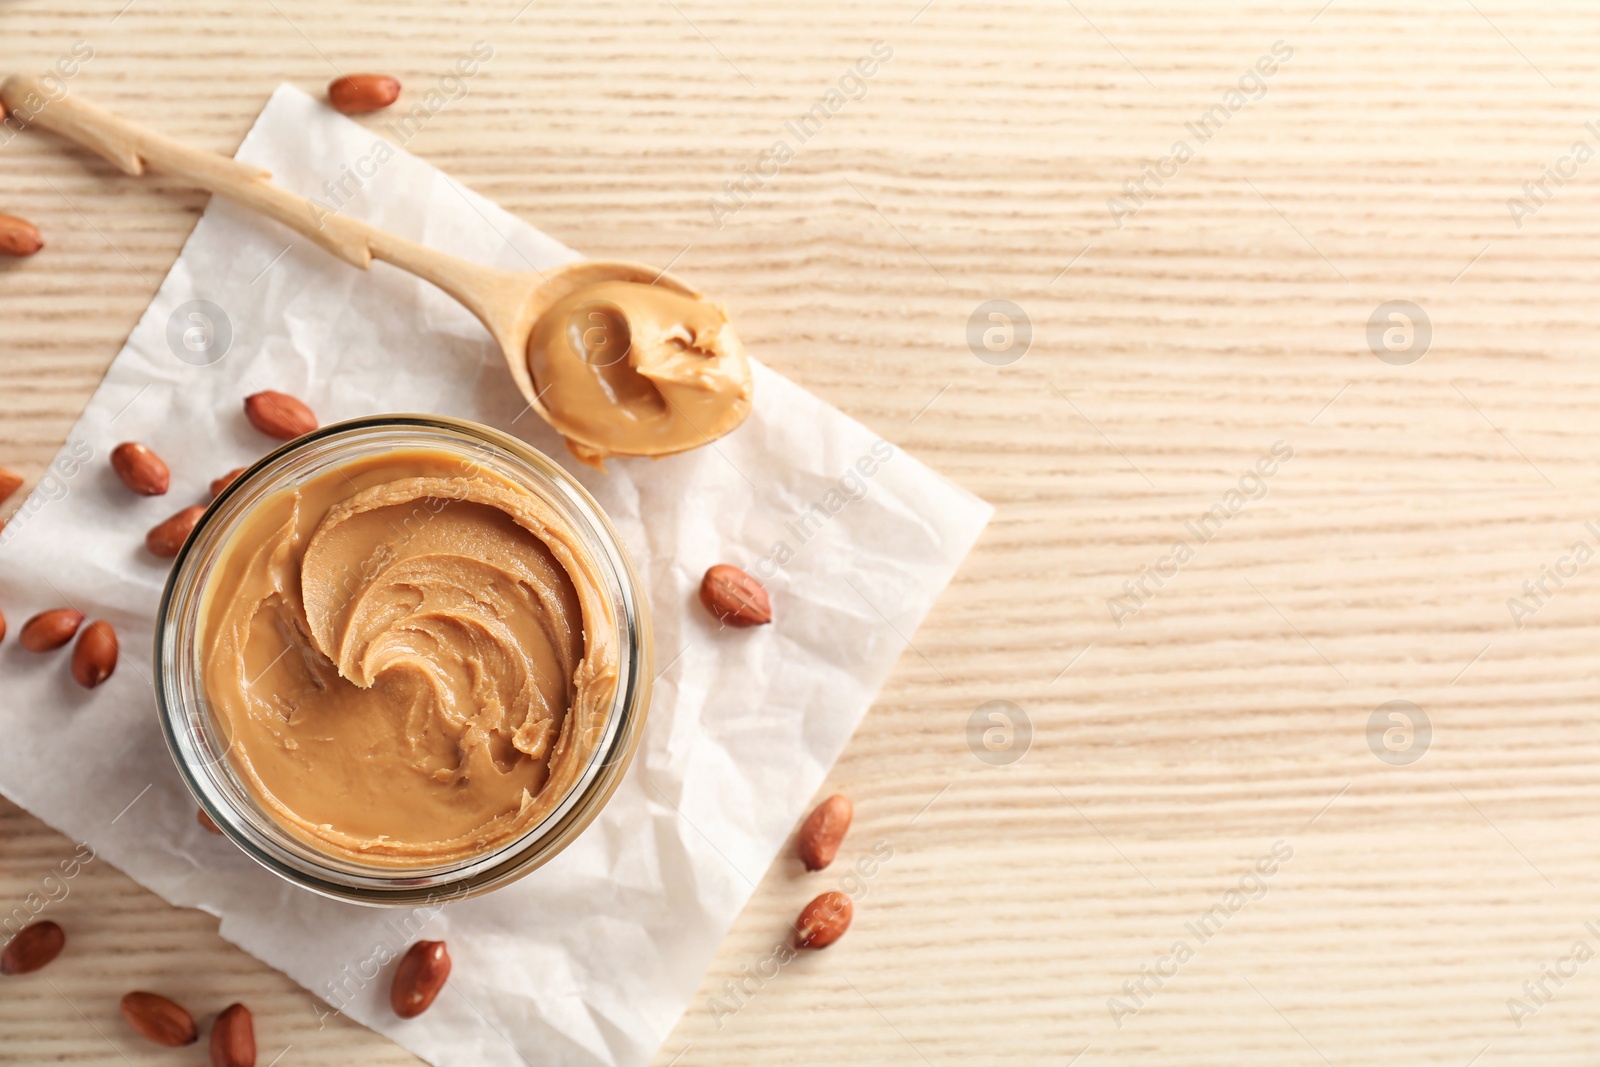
left=528, top=281, right=752, bottom=468
left=0, top=77, right=755, bottom=466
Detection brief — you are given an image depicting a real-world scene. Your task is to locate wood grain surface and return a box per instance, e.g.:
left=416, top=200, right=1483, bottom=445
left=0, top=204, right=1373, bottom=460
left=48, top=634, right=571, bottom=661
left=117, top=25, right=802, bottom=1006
left=4, top=0, right=1599, bottom=1063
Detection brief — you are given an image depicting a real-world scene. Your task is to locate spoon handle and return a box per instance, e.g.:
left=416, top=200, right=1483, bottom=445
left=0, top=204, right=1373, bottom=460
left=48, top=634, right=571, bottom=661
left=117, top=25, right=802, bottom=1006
left=0, top=76, right=527, bottom=347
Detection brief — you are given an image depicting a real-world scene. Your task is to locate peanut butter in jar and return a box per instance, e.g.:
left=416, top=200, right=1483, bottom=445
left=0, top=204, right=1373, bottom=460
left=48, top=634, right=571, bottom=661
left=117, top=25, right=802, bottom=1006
left=158, top=417, right=651, bottom=902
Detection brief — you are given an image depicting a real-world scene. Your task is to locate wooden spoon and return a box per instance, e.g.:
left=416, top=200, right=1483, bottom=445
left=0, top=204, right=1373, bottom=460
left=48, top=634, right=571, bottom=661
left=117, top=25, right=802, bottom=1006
left=0, top=76, right=740, bottom=460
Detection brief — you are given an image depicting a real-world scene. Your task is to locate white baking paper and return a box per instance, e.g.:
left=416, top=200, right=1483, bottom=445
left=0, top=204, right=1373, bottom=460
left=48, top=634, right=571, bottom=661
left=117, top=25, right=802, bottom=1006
left=0, top=85, right=991, bottom=1067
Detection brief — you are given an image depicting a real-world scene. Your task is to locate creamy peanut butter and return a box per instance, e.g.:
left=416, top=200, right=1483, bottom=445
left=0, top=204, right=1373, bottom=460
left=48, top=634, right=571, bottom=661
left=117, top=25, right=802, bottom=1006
left=200, top=448, right=618, bottom=866
left=528, top=281, right=753, bottom=467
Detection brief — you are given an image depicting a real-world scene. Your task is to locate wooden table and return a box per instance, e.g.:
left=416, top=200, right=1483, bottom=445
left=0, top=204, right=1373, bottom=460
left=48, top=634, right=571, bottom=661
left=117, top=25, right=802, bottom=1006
left=5, top=1, right=1599, bottom=1063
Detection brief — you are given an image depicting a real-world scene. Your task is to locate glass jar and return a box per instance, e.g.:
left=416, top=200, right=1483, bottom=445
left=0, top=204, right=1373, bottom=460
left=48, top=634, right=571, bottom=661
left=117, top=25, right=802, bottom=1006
left=154, top=415, right=652, bottom=906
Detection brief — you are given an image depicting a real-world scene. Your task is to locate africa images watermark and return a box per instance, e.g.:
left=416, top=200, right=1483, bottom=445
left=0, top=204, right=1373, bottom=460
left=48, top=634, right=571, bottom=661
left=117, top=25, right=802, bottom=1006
left=0, top=440, right=95, bottom=550
left=0, top=40, right=95, bottom=151
left=308, top=41, right=495, bottom=229
left=750, top=438, right=895, bottom=581
left=1505, top=120, right=1600, bottom=229
left=1106, top=40, right=1293, bottom=229
left=705, top=839, right=895, bottom=1028
left=706, top=40, right=895, bottom=229
left=1504, top=521, right=1600, bottom=629
left=968, top=699, right=1032, bottom=767
left=1506, top=922, right=1600, bottom=1030
left=1, top=843, right=96, bottom=942
left=1107, top=440, right=1294, bottom=627
left=312, top=882, right=473, bottom=1026
left=1108, top=840, right=1293, bottom=1029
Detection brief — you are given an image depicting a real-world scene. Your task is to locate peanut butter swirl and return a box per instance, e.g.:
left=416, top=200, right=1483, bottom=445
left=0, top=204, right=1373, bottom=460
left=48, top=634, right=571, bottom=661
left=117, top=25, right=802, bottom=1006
left=200, top=449, right=617, bottom=866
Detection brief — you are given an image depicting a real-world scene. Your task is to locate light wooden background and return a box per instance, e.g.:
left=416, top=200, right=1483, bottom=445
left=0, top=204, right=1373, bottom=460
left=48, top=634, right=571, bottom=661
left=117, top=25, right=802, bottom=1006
left=5, top=0, right=1600, bottom=1063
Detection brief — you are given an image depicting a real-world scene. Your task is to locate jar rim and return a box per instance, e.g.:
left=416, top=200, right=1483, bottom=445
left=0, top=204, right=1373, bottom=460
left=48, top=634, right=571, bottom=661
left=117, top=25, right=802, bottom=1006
left=154, top=414, right=652, bottom=907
